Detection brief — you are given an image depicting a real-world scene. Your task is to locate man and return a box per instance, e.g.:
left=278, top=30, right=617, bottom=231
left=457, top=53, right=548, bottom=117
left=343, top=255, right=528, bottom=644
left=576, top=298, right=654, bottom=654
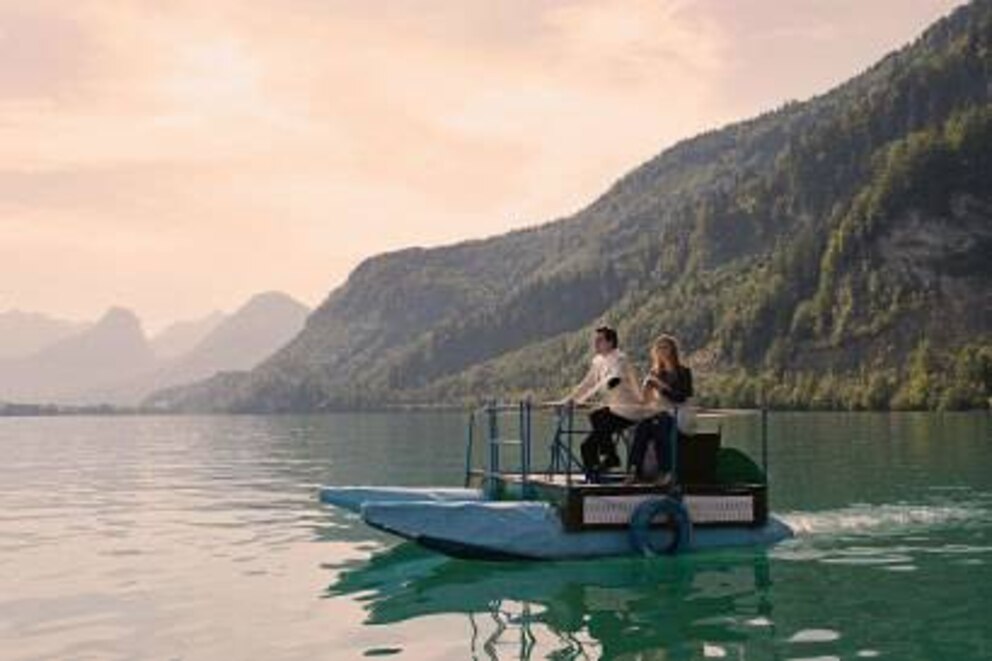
left=560, top=326, right=651, bottom=482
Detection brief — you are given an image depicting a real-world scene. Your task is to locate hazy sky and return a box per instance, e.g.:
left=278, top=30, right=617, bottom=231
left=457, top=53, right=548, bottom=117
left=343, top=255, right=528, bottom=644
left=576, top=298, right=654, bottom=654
left=1, top=0, right=963, bottom=332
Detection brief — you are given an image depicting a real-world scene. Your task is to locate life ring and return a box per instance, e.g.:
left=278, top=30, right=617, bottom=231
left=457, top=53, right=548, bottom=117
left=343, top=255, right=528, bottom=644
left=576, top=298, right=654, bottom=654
left=629, top=496, right=693, bottom=555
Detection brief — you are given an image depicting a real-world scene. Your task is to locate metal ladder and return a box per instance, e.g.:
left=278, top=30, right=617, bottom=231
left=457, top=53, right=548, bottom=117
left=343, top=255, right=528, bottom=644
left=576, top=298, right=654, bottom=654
left=464, top=400, right=533, bottom=498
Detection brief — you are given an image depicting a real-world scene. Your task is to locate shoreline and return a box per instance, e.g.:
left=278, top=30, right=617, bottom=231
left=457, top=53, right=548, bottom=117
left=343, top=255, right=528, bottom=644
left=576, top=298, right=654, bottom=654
left=2, top=401, right=990, bottom=418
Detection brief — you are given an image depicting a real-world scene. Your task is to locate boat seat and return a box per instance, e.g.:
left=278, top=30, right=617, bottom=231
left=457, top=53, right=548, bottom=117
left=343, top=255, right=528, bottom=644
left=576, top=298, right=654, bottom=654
left=677, top=431, right=721, bottom=484
left=610, top=428, right=721, bottom=481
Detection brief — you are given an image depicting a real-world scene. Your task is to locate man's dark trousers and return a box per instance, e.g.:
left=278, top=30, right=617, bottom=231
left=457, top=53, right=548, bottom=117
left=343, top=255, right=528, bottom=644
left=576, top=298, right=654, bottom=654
left=580, top=407, right=633, bottom=479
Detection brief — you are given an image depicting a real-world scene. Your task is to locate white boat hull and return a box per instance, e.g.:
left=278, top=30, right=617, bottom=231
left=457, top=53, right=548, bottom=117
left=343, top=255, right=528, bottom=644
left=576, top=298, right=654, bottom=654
left=320, top=485, right=793, bottom=560
left=318, top=486, right=483, bottom=513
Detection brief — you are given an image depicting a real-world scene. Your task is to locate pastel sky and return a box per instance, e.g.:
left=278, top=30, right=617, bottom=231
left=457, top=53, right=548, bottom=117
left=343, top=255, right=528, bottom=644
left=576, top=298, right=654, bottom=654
left=1, top=0, right=963, bottom=331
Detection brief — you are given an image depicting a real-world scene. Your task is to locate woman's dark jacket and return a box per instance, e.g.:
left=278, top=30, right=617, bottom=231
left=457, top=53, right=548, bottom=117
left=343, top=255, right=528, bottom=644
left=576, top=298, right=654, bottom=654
left=654, top=365, right=693, bottom=404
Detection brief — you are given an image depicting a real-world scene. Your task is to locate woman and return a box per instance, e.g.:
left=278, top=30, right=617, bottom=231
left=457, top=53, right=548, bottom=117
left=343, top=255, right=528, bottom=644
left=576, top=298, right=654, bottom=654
left=626, top=335, right=694, bottom=484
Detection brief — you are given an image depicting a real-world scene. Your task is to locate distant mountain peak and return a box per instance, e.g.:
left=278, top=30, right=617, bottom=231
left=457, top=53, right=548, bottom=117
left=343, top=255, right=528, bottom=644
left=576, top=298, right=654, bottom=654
left=0, top=293, right=314, bottom=406
left=96, top=306, right=143, bottom=328
left=0, top=305, right=155, bottom=404
left=237, top=291, right=309, bottom=314
left=136, top=292, right=310, bottom=407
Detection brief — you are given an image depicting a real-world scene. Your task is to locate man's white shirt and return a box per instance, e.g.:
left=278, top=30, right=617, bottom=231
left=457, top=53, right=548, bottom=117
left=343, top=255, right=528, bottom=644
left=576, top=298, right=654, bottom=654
left=569, top=349, right=661, bottom=421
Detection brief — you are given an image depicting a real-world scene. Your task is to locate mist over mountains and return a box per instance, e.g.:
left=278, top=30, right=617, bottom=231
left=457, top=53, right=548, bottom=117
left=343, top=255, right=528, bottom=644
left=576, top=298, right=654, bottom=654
left=151, top=0, right=992, bottom=412
left=0, top=308, right=155, bottom=403
left=0, top=292, right=309, bottom=406
left=150, top=312, right=227, bottom=360
left=0, top=311, right=88, bottom=361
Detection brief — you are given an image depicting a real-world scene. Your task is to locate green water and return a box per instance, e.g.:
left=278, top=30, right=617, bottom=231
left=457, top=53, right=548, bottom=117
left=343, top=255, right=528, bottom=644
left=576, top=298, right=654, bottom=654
left=1, top=412, right=989, bottom=660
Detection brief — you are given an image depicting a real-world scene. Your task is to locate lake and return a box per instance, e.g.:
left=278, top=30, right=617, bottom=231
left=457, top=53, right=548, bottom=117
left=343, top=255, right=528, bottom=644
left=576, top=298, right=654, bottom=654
left=1, top=411, right=990, bottom=660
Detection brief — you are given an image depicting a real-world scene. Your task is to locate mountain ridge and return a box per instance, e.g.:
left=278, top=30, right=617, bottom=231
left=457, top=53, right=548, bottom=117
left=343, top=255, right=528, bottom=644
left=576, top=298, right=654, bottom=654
left=150, top=0, right=992, bottom=412
left=0, top=307, right=156, bottom=402
left=87, top=291, right=311, bottom=405
left=0, top=310, right=88, bottom=360
left=1, top=292, right=310, bottom=406
left=151, top=311, right=227, bottom=360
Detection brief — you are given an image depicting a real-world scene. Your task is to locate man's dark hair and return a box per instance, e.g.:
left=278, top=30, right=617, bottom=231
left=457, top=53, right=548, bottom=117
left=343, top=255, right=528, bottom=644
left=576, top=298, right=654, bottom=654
left=595, top=325, right=619, bottom=349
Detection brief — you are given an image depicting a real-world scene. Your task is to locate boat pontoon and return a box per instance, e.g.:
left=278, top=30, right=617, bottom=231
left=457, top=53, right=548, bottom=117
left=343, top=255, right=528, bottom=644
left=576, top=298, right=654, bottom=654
left=320, top=403, right=793, bottom=560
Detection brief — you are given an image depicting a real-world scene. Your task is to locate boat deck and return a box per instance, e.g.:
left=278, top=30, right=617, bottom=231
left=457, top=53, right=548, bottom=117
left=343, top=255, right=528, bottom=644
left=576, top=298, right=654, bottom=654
left=477, top=471, right=768, bottom=532
left=464, top=404, right=771, bottom=533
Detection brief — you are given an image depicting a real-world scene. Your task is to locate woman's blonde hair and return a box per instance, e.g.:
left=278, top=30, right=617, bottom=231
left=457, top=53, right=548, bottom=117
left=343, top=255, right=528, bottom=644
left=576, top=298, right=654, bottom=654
left=650, top=334, right=682, bottom=373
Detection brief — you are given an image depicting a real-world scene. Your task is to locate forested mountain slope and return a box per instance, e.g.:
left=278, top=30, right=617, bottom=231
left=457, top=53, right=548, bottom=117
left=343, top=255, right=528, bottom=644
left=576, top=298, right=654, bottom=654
left=151, top=0, right=992, bottom=412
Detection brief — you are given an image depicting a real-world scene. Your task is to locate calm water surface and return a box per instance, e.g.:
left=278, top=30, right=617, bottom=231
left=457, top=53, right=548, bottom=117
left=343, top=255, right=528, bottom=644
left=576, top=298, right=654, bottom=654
left=1, top=412, right=990, bottom=660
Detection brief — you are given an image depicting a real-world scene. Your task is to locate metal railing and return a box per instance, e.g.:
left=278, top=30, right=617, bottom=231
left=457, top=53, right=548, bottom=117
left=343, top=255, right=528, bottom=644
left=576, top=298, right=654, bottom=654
left=465, top=400, right=625, bottom=490
left=464, top=400, right=772, bottom=495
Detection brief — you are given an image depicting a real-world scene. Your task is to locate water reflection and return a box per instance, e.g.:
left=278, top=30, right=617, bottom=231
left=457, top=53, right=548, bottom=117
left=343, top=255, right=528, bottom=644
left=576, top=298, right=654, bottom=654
left=326, top=544, right=777, bottom=660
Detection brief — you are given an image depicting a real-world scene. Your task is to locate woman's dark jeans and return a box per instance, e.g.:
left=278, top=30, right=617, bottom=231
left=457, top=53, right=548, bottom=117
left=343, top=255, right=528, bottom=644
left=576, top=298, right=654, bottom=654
left=628, top=413, right=675, bottom=479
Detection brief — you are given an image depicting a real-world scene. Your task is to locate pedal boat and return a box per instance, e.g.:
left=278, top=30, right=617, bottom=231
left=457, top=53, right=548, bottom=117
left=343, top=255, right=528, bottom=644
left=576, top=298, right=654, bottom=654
left=319, top=403, right=793, bottom=560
